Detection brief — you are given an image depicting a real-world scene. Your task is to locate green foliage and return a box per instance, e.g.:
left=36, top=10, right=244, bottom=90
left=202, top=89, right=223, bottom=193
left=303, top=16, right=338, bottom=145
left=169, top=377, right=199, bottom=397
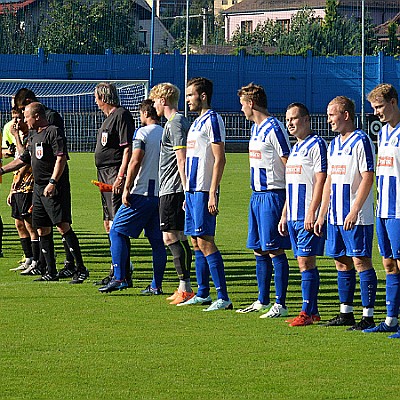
left=38, top=0, right=138, bottom=54
left=385, top=22, right=399, bottom=56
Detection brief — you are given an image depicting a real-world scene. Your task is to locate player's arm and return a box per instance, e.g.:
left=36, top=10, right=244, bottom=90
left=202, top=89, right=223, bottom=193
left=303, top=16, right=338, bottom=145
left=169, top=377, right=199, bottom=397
left=43, top=154, right=67, bottom=197
left=113, top=145, right=131, bottom=195
left=175, top=147, right=187, bottom=189
left=343, top=170, right=374, bottom=231
left=208, top=142, right=226, bottom=216
left=278, top=200, right=288, bottom=236
left=314, top=174, right=331, bottom=237
left=122, top=141, right=145, bottom=207
left=0, top=157, right=26, bottom=176
left=305, top=171, right=327, bottom=232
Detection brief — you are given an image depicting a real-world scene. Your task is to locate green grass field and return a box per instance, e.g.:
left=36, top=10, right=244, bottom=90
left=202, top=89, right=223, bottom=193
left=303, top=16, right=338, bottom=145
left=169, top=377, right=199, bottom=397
left=0, top=153, right=398, bottom=400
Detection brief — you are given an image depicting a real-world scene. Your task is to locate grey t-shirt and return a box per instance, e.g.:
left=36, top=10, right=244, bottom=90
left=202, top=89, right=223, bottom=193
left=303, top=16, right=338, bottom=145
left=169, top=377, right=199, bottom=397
left=159, top=113, right=190, bottom=196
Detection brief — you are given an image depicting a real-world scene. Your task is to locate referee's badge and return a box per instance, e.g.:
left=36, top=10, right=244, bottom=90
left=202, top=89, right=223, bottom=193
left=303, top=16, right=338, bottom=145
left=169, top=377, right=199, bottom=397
left=101, top=131, right=108, bottom=146
left=35, top=143, right=43, bottom=159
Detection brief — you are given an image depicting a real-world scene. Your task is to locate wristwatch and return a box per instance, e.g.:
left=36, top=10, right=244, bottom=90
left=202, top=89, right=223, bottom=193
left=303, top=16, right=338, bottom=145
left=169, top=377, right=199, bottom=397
left=49, top=178, right=57, bottom=185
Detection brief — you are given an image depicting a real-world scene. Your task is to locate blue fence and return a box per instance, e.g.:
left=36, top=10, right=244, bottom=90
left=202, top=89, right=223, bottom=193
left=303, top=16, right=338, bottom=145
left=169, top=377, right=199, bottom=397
left=0, top=49, right=399, bottom=114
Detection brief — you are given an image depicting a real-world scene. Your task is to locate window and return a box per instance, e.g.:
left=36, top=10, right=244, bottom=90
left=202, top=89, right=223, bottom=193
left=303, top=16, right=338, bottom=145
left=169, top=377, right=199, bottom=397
left=241, top=20, right=253, bottom=34
left=222, top=0, right=228, bottom=5
left=277, top=19, right=290, bottom=32
left=138, top=29, right=147, bottom=48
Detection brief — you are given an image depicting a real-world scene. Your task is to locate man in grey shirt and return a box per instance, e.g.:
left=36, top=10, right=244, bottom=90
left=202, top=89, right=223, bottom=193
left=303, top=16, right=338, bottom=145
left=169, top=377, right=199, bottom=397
left=149, top=83, right=194, bottom=304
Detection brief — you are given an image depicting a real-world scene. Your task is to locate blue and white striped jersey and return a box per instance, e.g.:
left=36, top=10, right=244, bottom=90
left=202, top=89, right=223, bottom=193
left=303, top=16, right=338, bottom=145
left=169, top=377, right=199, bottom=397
left=327, top=130, right=375, bottom=225
left=248, top=116, right=290, bottom=191
left=185, top=109, right=226, bottom=192
left=131, top=124, right=163, bottom=197
left=286, top=134, right=328, bottom=221
left=376, top=122, right=400, bottom=218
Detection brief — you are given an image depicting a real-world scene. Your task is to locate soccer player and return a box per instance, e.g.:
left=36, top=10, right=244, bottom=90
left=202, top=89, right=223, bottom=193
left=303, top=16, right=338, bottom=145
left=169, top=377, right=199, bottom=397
left=236, top=83, right=291, bottom=318
left=148, top=83, right=194, bottom=302
left=180, top=77, right=232, bottom=311
left=0, top=102, right=88, bottom=283
left=278, top=103, right=327, bottom=326
left=363, top=84, right=400, bottom=338
left=99, top=99, right=167, bottom=293
left=314, top=96, right=377, bottom=330
left=94, top=82, right=134, bottom=286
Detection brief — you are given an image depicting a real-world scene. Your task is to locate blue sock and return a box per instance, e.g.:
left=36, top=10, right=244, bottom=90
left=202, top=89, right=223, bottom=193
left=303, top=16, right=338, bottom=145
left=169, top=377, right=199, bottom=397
left=206, top=251, right=229, bottom=301
left=337, top=269, right=356, bottom=305
left=301, top=269, right=319, bottom=315
left=359, top=268, right=377, bottom=308
left=195, top=250, right=210, bottom=298
left=148, top=236, right=167, bottom=289
left=109, top=228, right=128, bottom=281
left=386, top=273, right=400, bottom=318
left=310, top=268, right=320, bottom=315
left=272, top=253, right=289, bottom=306
left=255, top=254, right=273, bottom=305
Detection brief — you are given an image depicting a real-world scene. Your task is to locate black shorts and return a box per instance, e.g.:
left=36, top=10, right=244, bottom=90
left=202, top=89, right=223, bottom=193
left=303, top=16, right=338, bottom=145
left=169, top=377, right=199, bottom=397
left=11, top=192, right=33, bottom=220
left=97, top=166, right=122, bottom=221
left=32, top=182, right=72, bottom=228
left=159, top=192, right=185, bottom=231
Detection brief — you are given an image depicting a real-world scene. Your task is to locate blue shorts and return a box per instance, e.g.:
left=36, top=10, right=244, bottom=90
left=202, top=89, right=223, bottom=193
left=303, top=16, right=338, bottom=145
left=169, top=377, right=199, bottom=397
left=326, top=223, right=373, bottom=258
left=376, top=217, right=400, bottom=259
left=112, top=194, right=163, bottom=241
left=247, top=190, right=291, bottom=251
left=287, top=220, right=325, bottom=257
left=184, top=191, right=217, bottom=237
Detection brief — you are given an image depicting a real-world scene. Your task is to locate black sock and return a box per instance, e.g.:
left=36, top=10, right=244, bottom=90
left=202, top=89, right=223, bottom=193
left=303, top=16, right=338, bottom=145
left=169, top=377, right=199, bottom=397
left=39, top=234, right=57, bottom=276
left=31, top=239, right=40, bottom=262
left=168, top=240, right=192, bottom=280
left=20, top=237, right=33, bottom=258
left=62, top=236, right=75, bottom=264
left=62, top=229, right=85, bottom=270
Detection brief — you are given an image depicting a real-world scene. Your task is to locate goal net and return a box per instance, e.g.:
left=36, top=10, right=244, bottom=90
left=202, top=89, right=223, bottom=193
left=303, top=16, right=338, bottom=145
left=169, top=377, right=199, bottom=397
left=0, top=79, right=148, bottom=152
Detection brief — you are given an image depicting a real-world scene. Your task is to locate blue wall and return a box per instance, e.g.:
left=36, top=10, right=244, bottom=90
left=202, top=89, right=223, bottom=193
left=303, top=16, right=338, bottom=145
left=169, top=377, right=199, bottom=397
left=1, top=49, right=399, bottom=114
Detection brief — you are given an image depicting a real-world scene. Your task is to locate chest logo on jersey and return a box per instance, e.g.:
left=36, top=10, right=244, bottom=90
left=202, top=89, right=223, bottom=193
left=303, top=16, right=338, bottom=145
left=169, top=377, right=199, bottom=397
left=286, top=165, right=302, bottom=174
left=377, top=156, right=394, bottom=167
left=101, top=131, right=108, bottom=146
left=331, top=165, right=346, bottom=174
left=249, top=150, right=261, bottom=159
left=187, top=140, right=196, bottom=149
left=35, top=143, right=44, bottom=159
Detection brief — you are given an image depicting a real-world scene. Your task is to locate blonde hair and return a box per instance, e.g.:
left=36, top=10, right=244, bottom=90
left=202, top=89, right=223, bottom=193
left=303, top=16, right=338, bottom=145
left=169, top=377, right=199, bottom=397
left=328, top=96, right=355, bottom=122
left=149, top=83, right=180, bottom=108
left=367, top=83, right=398, bottom=104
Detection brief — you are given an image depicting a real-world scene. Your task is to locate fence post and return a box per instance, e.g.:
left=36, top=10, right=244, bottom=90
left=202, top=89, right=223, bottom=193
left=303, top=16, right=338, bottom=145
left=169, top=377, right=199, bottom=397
left=105, top=48, right=113, bottom=79
left=238, top=49, right=245, bottom=89
left=378, top=51, right=384, bottom=83
left=305, top=50, right=313, bottom=109
left=37, top=47, right=45, bottom=64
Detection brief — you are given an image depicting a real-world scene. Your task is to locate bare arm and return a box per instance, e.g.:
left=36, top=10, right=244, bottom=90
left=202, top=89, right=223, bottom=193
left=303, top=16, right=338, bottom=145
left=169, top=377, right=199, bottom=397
left=278, top=200, right=288, bottom=236
left=122, top=148, right=144, bottom=207
left=0, top=157, right=26, bottom=174
left=208, top=142, right=226, bottom=216
left=43, top=155, right=67, bottom=197
left=113, top=145, right=131, bottom=195
left=304, top=171, right=327, bottom=232
left=175, top=147, right=187, bottom=189
left=314, top=174, right=331, bottom=237
left=343, top=170, right=374, bottom=231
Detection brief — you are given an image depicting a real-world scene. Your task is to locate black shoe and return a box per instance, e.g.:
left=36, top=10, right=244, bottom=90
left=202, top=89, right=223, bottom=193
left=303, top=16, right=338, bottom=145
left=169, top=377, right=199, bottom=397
left=34, top=274, right=59, bottom=282
left=69, top=268, right=89, bottom=284
left=98, top=278, right=128, bottom=293
left=322, top=313, right=355, bottom=327
left=56, top=261, right=76, bottom=279
left=93, top=275, right=113, bottom=286
left=140, top=284, right=163, bottom=295
left=347, top=316, right=375, bottom=331
left=126, top=278, right=133, bottom=288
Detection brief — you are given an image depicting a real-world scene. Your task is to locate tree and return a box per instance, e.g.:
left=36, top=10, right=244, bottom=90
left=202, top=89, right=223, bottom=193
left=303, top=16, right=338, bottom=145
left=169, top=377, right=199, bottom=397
left=38, top=0, right=138, bottom=55
left=385, top=22, right=399, bottom=56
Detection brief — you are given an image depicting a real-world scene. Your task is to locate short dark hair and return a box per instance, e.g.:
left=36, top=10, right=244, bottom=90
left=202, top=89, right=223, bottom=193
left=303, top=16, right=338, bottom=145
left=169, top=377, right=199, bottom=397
left=14, top=88, right=38, bottom=108
left=238, top=83, right=267, bottom=109
left=187, top=77, right=213, bottom=105
left=139, top=99, right=158, bottom=120
left=286, top=102, right=310, bottom=117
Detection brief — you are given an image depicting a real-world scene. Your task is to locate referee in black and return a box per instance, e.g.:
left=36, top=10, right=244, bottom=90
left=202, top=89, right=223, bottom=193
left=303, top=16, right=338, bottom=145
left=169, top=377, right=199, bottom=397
left=0, top=102, right=88, bottom=283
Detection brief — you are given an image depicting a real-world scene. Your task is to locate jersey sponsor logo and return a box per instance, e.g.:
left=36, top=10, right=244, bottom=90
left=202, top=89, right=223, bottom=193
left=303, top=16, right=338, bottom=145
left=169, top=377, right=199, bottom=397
left=187, top=140, right=196, bottom=149
left=331, top=165, right=346, bottom=174
left=249, top=150, right=262, bottom=159
left=35, top=143, right=43, bottom=159
left=377, top=156, right=394, bottom=167
left=101, top=131, right=108, bottom=146
left=286, top=165, right=302, bottom=174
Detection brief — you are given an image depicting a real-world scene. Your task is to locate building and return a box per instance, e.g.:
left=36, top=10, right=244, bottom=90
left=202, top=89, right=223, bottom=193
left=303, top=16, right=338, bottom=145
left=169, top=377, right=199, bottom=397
left=222, top=0, right=399, bottom=42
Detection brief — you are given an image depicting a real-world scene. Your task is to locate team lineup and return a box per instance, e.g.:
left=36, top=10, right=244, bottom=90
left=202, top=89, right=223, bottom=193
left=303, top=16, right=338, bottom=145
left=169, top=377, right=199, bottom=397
left=1, top=80, right=400, bottom=335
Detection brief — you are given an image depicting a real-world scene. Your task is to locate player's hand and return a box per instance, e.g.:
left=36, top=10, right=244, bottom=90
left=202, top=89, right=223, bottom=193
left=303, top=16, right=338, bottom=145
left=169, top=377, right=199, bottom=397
left=343, top=210, right=358, bottom=231
left=43, top=183, right=56, bottom=198
left=304, top=211, right=316, bottom=232
left=314, top=218, right=325, bottom=237
left=122, top=188, right=130, bottom=207
left=278, top=217, right=288, bottom=237
left=6, top=193, right=12, bottom=206
left=208, top=193, right=219, bottom=216
left=113, top=177, right=124, bottom=195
